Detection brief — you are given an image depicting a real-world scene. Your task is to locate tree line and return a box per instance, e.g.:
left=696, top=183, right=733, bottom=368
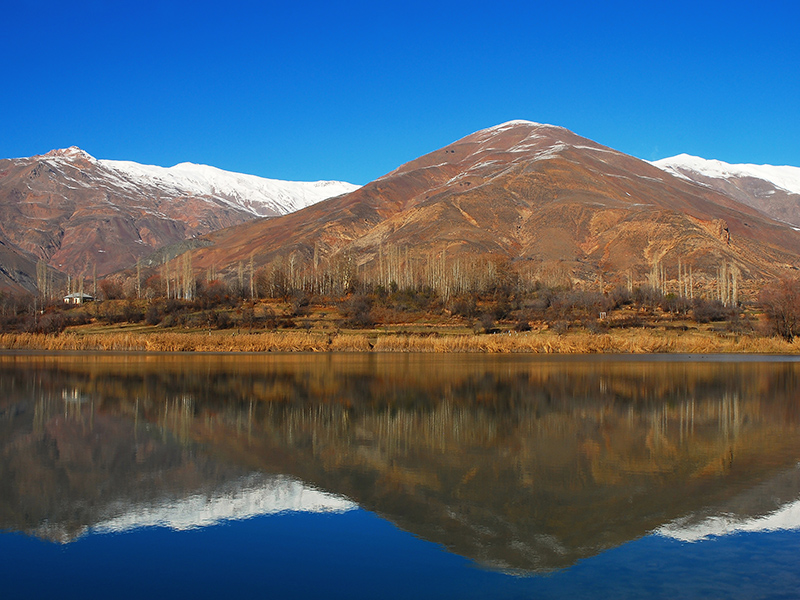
left=4, top=249, right=799, bottom=340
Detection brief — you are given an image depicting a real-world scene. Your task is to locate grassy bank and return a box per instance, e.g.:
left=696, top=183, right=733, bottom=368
left=1, top=327, right=797, bottom=354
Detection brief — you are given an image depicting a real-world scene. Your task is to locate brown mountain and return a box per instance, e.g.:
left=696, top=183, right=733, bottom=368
left=191, top=121, right=800, bottom=295
left=0, top=147, right=357, bottom=293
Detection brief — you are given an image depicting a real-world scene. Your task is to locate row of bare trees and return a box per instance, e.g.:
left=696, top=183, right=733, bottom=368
left=14, top=245, right=800, bottom=339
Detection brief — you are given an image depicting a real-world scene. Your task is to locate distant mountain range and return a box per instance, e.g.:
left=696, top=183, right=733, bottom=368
left=652, top=153, right=800, bottom=229
left=0, top=147, right=358, bottom=292
left=3, top=123, right=800, bottom=296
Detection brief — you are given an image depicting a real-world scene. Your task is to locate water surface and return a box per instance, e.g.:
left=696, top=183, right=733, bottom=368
left=2, top=352, right=800, bottom=598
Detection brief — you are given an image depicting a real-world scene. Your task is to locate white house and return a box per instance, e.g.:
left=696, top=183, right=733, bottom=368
left=63, top=292, right=94, bottom=305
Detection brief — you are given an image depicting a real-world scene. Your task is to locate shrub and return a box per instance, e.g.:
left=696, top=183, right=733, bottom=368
left=546, top=290, right=608, bottom=321
left=660, top=293, right=692, bottom=316
left=30, top=311, right=67, bottom=334
left=632, top=286, right=663, bottom=308
left=608, top=286, right=632, bottom=309
left=194, top=280, right=234, bottom=309
left=476, top=312, right=498, bottom=334
left=290, top=293, right=311, bottom=317
left=99, top=279, right=124, bottom=300
left=122, top=301, right=144, bottom=323
left=339, top=294, right=375, bottom=328
left=692, top=298, right=732, bottom=324
left=263, top=307, right=278, bottom=329
left=513, top=318, right=531, bottom=332
left=450, top=296, right=477, bottom=318
left=208, top=309, right=232, bottom=329
left=145, top=305, right=162, bottom=326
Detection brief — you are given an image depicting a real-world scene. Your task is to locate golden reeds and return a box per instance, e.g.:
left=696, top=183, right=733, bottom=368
left=0, top=329, right=797, bottom=354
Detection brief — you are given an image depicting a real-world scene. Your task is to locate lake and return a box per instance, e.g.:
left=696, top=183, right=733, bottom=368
left=2, top=352, right=800, bottom=599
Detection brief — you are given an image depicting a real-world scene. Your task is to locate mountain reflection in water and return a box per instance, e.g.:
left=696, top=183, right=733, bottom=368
left=2, top=353, right=800, bottom=573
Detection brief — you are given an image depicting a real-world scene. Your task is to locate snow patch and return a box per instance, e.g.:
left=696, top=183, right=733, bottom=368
left=657, top=496, right=800, bottom=543
left=573, top=145, right=615, bottom=153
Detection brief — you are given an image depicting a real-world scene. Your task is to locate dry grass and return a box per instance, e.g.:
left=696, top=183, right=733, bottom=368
left=373, top=330, right=800, bottom=353
left=0, top=331, right=331, bottom=352
left=1, top=328, right=797, bottom=354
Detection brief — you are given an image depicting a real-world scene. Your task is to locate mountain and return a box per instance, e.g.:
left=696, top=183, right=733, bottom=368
left=653, top=154, right=800, bottom=228
left=190, top=121, right=800, bottom=296
left=0, top=147, right=358, bottom=291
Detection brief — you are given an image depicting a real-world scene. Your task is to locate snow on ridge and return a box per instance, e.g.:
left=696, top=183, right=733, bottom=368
left=486, top=119, right=563, bottom=132
left=488, top=119, right=544, bottom=130
left=471, top=121, right=564, bottom=142
left=653, top=154, right=800, bottom=196
left=86, top=475, right=356, bottom=538
left=28, top=147, right=359, bottom=217
left=656, top=496, right=800, bottom=543
left=98, top=158, right=359, bottom=216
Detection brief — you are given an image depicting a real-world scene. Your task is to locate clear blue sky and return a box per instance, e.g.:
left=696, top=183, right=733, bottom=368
left=3, top=0, right=799, bottom=185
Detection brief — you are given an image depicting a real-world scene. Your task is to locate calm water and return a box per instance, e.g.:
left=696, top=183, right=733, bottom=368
left=2, top=352, right=800, bottom=599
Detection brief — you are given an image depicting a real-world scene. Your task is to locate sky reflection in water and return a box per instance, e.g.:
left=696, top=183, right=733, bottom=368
left=3, top=510, right=799, bottom=600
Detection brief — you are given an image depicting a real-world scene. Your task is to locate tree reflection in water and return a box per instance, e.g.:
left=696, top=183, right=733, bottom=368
left=2, top=353, right=800, bottom=573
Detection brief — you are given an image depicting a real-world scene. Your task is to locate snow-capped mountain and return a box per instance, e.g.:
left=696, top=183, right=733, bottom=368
left=653, top=154, right=800, bottom=227
left=46, top=146, right=359, bottom=218
left=0, top=147, right=359, bottom=284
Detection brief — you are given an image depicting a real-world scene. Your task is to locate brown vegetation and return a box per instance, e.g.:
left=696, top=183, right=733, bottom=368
left=2, top=260, right=799, bottom=353
left=0, top=327, right=797, bottom=354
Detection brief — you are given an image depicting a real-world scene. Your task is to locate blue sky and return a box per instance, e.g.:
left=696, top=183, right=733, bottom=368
left=3, top=0, right=799, bottom=185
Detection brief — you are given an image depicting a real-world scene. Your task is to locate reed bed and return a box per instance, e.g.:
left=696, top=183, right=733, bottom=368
left=0, top=329, right=797, bottom=354
left=0, top=331, right=331, bottom=353
left=372, top=331, right=800, bottom=354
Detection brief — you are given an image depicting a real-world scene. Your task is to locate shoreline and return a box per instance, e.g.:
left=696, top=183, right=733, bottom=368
left=1, top=329, right=798, bottom=354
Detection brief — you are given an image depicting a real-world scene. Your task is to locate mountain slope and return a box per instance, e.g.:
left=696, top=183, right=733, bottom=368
left=190, top=121, right=800, bottom=295
left=0, top=147, right=358, bottom=290
left=653, top=154, right=800, bottom=228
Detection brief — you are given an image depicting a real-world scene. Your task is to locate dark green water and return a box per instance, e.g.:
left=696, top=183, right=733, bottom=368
left=2, top=352, right=800, bottom=599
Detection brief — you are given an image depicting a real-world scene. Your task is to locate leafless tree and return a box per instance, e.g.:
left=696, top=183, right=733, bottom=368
left=760, top=277, right=800, bottom=341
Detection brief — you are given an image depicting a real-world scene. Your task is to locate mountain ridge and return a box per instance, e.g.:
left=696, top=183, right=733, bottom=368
left=0, top=147, right=358, bottom=291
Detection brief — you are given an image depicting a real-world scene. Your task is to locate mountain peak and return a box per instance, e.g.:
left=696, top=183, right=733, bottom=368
left=489, top=119, right=542, bottom=128
left=43, top=146, right=96, bottom=161
left=482, top=120, right=565, bottom=134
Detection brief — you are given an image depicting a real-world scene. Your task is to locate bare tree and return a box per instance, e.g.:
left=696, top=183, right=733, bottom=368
left=760, top=277, right=800, bottom=341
